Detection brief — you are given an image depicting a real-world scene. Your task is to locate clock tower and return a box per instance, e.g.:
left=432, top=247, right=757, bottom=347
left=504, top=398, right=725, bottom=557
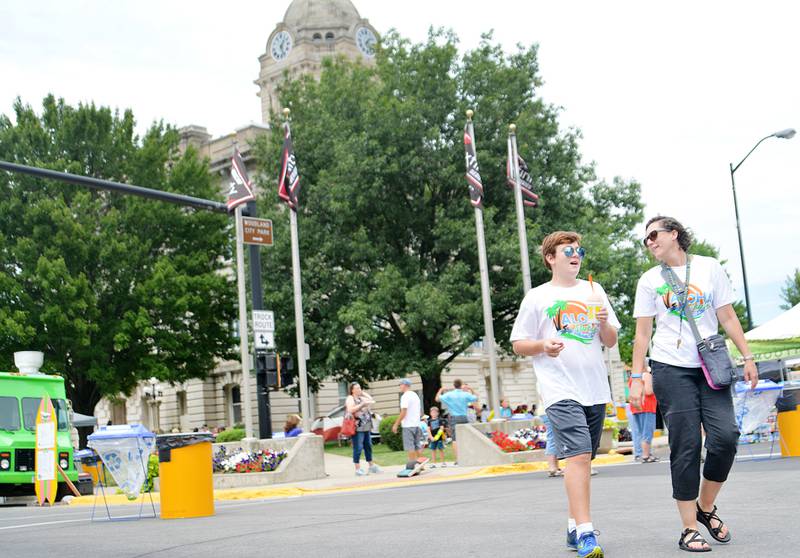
left=255, top=0, right=378, bottom=123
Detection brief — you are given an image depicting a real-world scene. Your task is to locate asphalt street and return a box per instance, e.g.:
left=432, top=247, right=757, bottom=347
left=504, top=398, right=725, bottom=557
left=1, top=452, right=797, bottom=558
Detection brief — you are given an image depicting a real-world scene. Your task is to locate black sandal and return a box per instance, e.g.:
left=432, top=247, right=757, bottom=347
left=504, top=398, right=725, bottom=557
left=678, top=528, right=711, bottom=553
left=696, top=503, right=732, bottom=543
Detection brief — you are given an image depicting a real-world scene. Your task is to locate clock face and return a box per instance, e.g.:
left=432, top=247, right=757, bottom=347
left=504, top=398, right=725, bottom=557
left=355, top=26, right=377, bottom=57
left=271, top=31, right=292, bottom=61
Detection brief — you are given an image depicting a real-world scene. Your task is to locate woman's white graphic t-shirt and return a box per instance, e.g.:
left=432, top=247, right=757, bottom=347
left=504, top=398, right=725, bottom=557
left=510, top=280, right=620, bottom=411
left=633, top=255, right=735, bottom=368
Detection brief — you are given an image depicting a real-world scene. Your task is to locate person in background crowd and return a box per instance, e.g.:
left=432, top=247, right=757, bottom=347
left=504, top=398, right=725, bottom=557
left=540, top=413, right=563, bottom=477
left=427, top=406, right=446, bottom=467
left=479, top=403, right=490, bottom=422
left=346, top=382, right=381, bottom=476
left=436, top=379, right=478, bottom=465
left=628, top=369, right=659, bottom=463
left=284, top=414, right=303, bottom=438
left=499, top=399, right=513, bottom=419
left=392, top=379, right=425, bottom=463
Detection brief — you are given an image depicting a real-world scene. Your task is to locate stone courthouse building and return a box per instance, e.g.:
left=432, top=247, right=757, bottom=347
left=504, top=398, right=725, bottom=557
left=94, top=0, right=626, bottom=434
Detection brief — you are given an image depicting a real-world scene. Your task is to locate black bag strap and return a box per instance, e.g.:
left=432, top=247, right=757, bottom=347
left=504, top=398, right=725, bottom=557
left=659, top=261, right=704, bottom=344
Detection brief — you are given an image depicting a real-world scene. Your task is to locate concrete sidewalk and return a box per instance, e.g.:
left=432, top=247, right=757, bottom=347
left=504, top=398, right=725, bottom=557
left=67, top=449, right=630, bottom=507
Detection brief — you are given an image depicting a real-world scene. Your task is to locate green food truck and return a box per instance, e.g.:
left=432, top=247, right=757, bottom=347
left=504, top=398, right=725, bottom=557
left=0, top=371, right=79, bottom=499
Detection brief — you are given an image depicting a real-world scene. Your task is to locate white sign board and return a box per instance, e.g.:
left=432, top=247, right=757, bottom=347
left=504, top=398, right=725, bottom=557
left=252, top=310, right=275, bottom=332
left=254, top=331, right=275, bottom=350
left=36, top=449, right=55, bottom=481
left=252, top=310, right=275, bottom=349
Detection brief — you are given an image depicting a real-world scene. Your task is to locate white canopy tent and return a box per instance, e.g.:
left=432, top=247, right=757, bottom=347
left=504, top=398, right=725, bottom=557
left=745, top=303, right=800, bottom=341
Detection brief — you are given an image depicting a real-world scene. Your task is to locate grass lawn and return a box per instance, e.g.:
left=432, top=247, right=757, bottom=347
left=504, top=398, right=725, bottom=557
left=728, top=337, right=800, bottom=359
left=324, top=440, right=457, bottom=467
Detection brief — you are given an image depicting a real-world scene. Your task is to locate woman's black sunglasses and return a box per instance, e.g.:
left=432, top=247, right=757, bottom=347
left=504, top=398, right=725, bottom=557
left=643, top=228, right=670, bottom=246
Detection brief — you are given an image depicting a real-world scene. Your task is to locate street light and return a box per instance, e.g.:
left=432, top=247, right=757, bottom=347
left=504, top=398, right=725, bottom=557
left=729, top=127, right=796, bottom=331
left=146, top=377, right=162, bottom=432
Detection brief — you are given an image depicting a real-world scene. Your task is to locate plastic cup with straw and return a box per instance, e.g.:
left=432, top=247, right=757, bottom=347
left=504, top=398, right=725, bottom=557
left=587, top=273, right=603, bottom=324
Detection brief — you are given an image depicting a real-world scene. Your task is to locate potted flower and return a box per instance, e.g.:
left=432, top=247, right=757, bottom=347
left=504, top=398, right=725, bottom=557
left=599, top=418, right=620, bottom=454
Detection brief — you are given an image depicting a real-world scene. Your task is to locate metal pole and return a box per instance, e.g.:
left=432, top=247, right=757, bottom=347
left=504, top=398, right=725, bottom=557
left=508, top=125, right=541, bottom=411
left=289, top=209, right=312, bottom=432
left=247, top=200, right=273, bottom=440
left=729, top=163, right=753, bottom=331
left=508, top=126, right=532, bottom=293
left=0, top=160, right=227, bottom=213
left=466, top=113, right=500, bottom=416
left=235, top=205, right=255, bottom=439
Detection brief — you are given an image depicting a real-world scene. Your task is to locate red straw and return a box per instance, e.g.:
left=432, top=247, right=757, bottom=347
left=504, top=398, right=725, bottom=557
left=589, top=274, right=595, bottom=292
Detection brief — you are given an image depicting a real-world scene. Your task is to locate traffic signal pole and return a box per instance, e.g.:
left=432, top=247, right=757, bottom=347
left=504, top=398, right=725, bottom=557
left=247, top=200, right=273, bottom=440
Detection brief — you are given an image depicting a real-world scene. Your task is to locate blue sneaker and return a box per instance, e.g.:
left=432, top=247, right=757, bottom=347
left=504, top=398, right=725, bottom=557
left=576, top=531, right=604, bottom=558
left=566, top=529, right=578, bottom=551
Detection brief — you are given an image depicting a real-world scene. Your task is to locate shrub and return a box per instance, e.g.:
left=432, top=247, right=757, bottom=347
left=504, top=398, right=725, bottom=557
left=379, top=415, right=403, bottom=451
left=142, top=453, right=159, bottom=492
left=215, top=428, right=246, bottom=443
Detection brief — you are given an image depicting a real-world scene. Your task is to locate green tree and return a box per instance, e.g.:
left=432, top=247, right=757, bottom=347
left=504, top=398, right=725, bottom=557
left=0, top=95, right=236, bottom=433
left=780, top=269, right=800, bottom=310
left=254, top=30, right=644, bottom=409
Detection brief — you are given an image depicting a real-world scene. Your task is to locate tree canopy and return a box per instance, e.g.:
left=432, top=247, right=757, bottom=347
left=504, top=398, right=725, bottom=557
left=254, top=30, right=645, bottom=406
left=781, top=269, right=800, bottom=310
left=0, top=95, right=236, bottom=421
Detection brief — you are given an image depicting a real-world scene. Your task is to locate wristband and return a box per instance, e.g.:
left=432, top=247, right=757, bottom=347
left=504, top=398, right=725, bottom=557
left=742, top=355, right=755, bottom=361
left=630, top=373, right=643, bottom=379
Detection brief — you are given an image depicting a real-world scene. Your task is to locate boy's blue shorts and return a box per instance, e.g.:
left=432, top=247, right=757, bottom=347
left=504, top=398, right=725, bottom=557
left=428, top=439, right=444, bottom=451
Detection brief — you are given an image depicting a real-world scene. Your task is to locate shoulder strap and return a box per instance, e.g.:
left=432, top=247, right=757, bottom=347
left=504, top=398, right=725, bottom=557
left=659, top=262, right=703, bottom=343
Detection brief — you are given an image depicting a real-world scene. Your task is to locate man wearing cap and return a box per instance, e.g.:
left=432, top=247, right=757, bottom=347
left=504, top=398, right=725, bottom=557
left=392, top=379, right=423, bottom=461
left=435, top=379, right=478, bottom=465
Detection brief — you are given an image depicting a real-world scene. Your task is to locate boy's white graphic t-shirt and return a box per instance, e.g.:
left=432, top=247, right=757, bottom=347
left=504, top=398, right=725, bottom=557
left=510, top=279, right=620, bottom=411
left=633, top=255, right=734, bottom=368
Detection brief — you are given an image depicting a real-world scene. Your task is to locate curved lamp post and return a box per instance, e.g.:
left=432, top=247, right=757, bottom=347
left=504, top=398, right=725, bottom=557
left=729, top=128, right=796, bottom=331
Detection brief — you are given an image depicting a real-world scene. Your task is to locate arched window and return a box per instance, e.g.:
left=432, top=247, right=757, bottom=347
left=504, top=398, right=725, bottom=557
left=312, top=33, right=322, bottom=42
left=325, top=32, right=334, bottom=41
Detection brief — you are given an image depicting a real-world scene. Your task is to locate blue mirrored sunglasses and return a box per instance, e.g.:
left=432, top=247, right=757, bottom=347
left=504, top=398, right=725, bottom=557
left=562, top=246, right=586, bottom=259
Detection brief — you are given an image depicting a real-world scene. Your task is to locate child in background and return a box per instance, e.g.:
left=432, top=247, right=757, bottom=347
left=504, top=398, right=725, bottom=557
left=427, top=406, right=446, bottom=467
left=419, top=415, right=430, bottom=450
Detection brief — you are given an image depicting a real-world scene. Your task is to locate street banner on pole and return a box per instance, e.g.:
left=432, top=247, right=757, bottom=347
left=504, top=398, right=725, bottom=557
left=505, top=149, right=539, bottom=208
left=278, top=122, right=300, bottom=211
left=227, top=149, right=256, bottom=211
left=278, top=108, right=312, bottom=433
left=507, top=125, right=533, bottom=294
left=463, top=110, right=501, bottom=416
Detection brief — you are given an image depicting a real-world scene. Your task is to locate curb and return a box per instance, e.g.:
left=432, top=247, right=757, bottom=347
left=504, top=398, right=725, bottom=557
left=67, top=454, right=628, bottom=507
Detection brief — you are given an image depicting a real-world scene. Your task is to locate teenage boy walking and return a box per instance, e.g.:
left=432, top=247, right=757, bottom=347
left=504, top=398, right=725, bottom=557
left=511, top=231, right=620, bottom=558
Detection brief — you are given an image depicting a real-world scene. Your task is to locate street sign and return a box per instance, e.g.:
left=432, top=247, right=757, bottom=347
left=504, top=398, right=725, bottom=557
left=252, top=310, right=274, bottom=331
left=254, top=331, right=275, bottom=350
left=242, top=217, right=273, bottom=246
left=252, top=310, right=275, bottom=350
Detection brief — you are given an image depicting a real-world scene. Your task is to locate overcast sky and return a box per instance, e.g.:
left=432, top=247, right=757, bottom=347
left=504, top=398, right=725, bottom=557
left=2, top=0, right=798, bottom=325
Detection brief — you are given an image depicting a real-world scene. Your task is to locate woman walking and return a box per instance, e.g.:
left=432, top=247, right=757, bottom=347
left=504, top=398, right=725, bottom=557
left=345, top=382, right=381, bottom=476
left=630, top=216, right=758, bottom=552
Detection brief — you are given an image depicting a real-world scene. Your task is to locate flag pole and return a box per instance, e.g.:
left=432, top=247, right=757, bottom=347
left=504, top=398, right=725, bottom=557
left=466, top=109, right=500, bottom=416
left=509, top=125, right=542, bottom=412
left=235, top=203, right=256, bottom=439
left=508, top=124, right=532, bottom=293
left=283, top=108, right=312, bottom=433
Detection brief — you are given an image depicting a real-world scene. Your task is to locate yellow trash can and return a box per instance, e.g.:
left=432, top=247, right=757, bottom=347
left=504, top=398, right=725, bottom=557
left=778, top=405, right=800, bottom=457
left=156, top=433, right=215, bottom=519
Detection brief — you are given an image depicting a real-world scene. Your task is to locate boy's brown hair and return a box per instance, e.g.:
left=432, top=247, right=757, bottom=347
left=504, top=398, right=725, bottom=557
left=540, top=231, right=582, bottom=271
